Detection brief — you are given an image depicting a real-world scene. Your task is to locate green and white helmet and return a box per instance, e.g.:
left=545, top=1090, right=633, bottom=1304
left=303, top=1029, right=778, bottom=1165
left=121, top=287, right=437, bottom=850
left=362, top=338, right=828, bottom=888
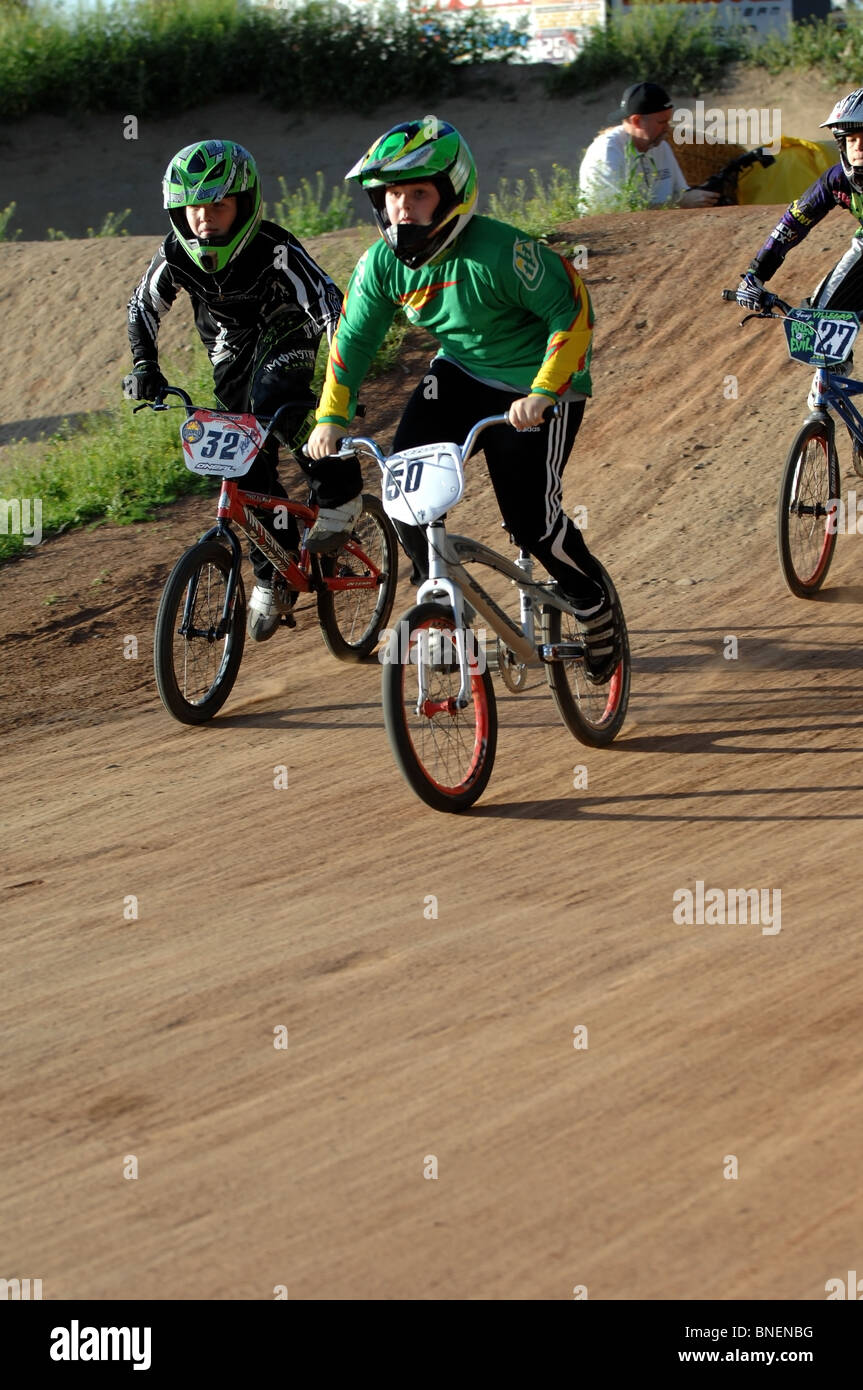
left=163, top=139, right=262, bottom=273
left=346, top=117, right=477, bottom=268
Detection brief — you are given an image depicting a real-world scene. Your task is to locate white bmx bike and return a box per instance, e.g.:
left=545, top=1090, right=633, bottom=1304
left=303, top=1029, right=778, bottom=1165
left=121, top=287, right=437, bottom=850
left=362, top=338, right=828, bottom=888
left=336, top=413, right=631, bottom=812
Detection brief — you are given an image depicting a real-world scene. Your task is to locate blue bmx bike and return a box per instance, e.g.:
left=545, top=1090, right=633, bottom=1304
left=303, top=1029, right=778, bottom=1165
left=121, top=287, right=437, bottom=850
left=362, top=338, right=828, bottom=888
left=723, top=287, right=862, bottom=598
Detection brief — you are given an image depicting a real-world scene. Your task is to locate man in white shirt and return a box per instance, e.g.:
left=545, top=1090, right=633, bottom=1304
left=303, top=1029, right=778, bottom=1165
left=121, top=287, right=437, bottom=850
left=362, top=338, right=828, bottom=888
left=579, top=82, right=719, bottom=212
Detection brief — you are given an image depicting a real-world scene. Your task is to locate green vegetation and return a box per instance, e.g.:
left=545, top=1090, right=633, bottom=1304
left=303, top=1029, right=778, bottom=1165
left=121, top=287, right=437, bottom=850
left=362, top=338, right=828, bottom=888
left=265, top=174, right=356, bottom=239
left=0, top=0, right=522, bottom=119
left=0, top=345, right=215, bottom=563
left=0, top=202, right=21, bottom=240
left=549, top=6, right=752, bottom=99
left=47, top=210, right=131, bottom=240
left=756, top=15, right=863, bottom=82
left=486, top=165, right=583, bottom=238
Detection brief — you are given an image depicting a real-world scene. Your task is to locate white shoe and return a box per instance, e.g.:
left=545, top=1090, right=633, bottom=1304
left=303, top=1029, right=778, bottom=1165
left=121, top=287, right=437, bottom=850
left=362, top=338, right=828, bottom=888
left=305, top=496, right=363, bottom=554
left=247, top=578, right=296, bottom=642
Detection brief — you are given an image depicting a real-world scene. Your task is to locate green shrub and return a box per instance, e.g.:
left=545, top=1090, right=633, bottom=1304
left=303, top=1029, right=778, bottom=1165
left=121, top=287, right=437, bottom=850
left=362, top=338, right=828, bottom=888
left=754, top=15, right=863, bottom=81
left=265, top=174, right=356, bottom=239
left=549, top=5, right=752, bottom=98
left=0, top=0, right=524, bottom=119
left=0, top=201, right=21, bottom=240
left=486, top=165, right=583, bottom=237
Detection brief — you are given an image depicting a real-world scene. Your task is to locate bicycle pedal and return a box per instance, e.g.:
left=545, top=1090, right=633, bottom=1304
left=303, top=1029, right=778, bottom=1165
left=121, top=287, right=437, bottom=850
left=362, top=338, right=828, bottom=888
left=280, top=611, right=297, bottom=629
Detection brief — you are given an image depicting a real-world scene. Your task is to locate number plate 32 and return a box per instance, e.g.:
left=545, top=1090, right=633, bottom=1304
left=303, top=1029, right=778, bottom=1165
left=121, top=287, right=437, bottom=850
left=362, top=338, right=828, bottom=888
left=181, top=411, right=264, bottom=476
left=784, top=308, right=860, bottom=367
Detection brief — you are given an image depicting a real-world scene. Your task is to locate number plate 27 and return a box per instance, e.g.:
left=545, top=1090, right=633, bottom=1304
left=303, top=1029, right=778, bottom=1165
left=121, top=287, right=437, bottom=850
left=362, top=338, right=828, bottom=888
left=784, top=308, right=861, bottom=367
left=181, top=411, right=264, bottom=476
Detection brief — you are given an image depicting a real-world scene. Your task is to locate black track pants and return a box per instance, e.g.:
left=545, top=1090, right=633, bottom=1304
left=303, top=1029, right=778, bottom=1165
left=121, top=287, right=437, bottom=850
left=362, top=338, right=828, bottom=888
left=391, top=358, right=606, bottom=609
left=215, top=319, right=360, bottom=580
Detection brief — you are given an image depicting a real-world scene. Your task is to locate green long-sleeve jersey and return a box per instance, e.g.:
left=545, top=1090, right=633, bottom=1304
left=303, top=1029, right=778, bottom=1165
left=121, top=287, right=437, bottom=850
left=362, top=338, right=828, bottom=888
left=317, top=215, right=594, bottom=426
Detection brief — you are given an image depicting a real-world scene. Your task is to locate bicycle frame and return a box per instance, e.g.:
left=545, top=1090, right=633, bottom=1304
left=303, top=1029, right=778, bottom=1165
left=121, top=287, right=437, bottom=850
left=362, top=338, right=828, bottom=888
left=137, top=387, right=390, bottom=642
left=343, top=417, right=588, bottom=708
left=811, top=367, right=863, bottom=444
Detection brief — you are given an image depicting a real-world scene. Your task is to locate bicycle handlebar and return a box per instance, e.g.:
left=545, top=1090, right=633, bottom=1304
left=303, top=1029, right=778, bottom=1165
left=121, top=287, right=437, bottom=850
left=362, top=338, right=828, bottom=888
left=331, top=405, right=559, bottom=465
left=721, top=287, right=794, bottom=317
left=133, top=385, right=316, bottom=432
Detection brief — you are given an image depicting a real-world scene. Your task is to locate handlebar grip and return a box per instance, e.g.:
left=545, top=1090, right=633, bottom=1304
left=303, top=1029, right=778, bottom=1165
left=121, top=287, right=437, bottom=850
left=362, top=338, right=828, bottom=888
left=721, top=289, right=738, bottom=301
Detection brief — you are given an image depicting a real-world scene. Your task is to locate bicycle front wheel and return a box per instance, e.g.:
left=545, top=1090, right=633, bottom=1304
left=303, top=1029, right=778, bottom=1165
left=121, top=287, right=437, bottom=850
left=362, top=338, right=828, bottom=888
left=154, top=539, right=245, bottom=724
left=316, top=493, right=398, bottom=660
left=381, top=602, right=498, bottom=813
left=777, top=418, right=840, bottom=597
left=542, top=565, right=630, bottom=746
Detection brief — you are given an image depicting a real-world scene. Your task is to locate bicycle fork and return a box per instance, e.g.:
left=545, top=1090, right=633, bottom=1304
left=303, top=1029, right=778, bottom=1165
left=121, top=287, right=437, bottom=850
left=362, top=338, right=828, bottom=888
left=181, top=524, right=243, bottom=641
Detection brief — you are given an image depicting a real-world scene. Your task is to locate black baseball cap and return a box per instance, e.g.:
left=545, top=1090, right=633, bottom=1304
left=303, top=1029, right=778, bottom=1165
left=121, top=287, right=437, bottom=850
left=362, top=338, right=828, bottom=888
left=614, top=82, right=674, bottom=118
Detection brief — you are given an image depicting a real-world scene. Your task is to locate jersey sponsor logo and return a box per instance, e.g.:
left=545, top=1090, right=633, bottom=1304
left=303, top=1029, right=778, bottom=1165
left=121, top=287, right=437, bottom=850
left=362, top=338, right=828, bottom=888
left=513, top=238, right=545, bottom=290
left=397, top=280, right=459, bottom=321
left=352, top=250, right=369, bottom=295
left=788, top=199, right=814, bottom=228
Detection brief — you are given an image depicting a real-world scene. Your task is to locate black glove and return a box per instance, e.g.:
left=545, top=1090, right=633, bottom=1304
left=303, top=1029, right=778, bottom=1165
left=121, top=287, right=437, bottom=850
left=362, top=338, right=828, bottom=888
left=123, top=361, right=168, bottom=401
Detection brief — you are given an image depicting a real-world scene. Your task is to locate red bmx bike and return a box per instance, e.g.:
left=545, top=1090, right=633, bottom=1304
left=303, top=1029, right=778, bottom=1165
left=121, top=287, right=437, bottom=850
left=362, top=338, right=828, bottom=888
left=137, top=386, right=398, bottom=724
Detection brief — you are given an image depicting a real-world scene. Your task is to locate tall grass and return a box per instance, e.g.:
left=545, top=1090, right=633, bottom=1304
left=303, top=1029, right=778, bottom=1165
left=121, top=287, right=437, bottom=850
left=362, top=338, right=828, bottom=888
left=755, top=15, right=863, bottom=81
left=486, top=165, right=583, bottom=238
left=0, top=202, right=21, bottom=241
left=265, top=175, right=356, bottom=239
left=0, top=0, right=523, bottom=119
left=549, top=6, right=752, bottom=98
left=0, top=346, right=216, bottom=563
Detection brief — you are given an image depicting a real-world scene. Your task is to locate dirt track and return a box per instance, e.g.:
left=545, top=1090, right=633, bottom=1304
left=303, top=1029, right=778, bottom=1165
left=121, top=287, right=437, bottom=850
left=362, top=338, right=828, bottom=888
left=4, top=184, right=863, bottom=1295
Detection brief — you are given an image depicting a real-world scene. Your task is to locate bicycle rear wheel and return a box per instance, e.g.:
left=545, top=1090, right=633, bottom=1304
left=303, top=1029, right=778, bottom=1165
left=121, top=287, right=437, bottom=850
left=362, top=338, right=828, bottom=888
left=542, top=565, right=630, bottom=746
left=154, top=539, right=245, bottom=724
left=381, top=602, right=498, bottom=813
left=316, top=493, right=398, bottom=660
left=777, top=418, right=840, bottom=597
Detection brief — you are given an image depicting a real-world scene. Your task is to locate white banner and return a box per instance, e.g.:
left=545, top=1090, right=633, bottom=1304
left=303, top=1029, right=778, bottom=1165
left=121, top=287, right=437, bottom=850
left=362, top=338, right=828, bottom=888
left=433, top=0, right=607, bottom=63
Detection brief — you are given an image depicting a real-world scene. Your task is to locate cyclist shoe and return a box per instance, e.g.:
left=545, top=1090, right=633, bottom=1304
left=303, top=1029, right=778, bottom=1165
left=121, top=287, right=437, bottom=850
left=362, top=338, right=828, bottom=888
left=573, top=593, right=621, bottom=685
left=304, top=496, right=363, bottom=554
left=247, top=576, right=297, bottom=643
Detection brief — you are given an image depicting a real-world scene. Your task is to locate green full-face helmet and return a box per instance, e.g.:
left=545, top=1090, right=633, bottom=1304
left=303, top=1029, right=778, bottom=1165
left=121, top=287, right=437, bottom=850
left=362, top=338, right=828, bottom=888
left=346, top=117, right=477, bottom=269
left=163, top=139, right=262, bottom=273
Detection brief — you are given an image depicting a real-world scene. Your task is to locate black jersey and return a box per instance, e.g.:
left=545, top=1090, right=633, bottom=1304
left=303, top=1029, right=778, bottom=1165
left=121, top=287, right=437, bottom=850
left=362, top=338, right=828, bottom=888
left=127, top=220, right=342, bottom=367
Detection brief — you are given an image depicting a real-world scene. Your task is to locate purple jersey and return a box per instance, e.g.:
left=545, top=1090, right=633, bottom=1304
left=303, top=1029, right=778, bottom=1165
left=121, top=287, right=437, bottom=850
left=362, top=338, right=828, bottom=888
left=750, top=164, right=862, bottom=282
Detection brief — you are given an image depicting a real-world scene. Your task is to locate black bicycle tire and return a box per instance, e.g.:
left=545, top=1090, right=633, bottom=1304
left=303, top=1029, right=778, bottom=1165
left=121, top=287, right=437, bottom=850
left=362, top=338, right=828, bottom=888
left=316, top=493, right=398, bottom=661
left=777, top=417, right=840, bottom=598
left=154, top=539, right=245, bottom=724
left=381, top=601, right=498, bottom=813
left=542, top=563, right=630, bottom=747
